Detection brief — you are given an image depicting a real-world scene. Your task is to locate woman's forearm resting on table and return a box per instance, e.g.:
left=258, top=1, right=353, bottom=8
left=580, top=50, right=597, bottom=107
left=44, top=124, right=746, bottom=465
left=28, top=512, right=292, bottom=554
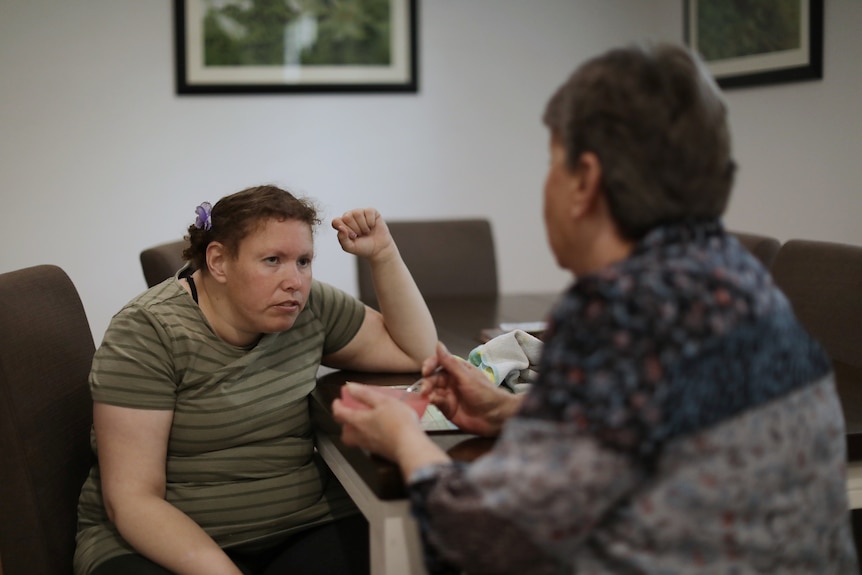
left=395, top=431, right=452, bottom=481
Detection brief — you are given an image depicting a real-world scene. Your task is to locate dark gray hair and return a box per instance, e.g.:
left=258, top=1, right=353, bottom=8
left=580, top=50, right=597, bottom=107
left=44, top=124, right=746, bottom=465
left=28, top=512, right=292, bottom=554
left=543, top=42, right=736, bottom=240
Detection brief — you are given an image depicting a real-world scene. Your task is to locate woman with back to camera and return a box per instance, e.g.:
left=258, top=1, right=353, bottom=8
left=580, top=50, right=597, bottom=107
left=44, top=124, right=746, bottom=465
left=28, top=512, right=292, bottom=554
left=333, top=43, right=859, bottom=574
left=74, top=184, right=437, bottom=575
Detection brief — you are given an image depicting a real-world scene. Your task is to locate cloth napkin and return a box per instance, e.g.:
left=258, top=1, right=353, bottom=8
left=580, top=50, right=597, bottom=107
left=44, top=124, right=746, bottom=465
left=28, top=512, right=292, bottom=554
left=468, top=329, right=543, bottom=393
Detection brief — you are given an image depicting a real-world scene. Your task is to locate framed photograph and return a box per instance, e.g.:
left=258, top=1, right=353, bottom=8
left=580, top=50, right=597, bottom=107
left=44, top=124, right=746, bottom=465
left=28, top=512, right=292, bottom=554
left=683, top=0, right=823, bottom=89
left=174, top=0, right=418, bottom=94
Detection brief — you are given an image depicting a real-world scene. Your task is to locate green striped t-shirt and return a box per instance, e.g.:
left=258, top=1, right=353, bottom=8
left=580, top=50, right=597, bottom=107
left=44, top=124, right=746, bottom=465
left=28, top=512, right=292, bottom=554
left=73, top=276, right=365, bottom=575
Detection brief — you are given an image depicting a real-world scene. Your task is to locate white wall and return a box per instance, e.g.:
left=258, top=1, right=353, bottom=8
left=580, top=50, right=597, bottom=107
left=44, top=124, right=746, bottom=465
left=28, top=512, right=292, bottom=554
left=1, top=0, right=860, bottom=344
left=660, top=0, right=862, bottom=244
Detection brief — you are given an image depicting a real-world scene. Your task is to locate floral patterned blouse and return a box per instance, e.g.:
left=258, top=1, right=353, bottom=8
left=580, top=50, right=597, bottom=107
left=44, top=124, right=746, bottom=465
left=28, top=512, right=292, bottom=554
left=408, top=221, right=858, bottom=575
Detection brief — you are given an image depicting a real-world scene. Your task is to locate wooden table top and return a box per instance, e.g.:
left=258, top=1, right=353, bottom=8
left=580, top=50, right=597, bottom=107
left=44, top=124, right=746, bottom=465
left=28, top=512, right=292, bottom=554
left=311, top=291, right=862, bottom=502
left=311, top=292, right=559, bottom=500
left=312, top=369, right=495, bottom=500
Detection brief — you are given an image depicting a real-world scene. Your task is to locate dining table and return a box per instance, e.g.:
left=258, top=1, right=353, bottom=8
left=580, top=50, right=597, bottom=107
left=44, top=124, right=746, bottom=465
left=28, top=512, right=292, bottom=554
left=311, top=292, right=560, bottom=575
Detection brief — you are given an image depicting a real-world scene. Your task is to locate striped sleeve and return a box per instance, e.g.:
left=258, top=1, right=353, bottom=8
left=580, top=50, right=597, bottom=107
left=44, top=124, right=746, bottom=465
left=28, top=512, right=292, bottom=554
left=309, top=280, right=366, bottom=356
left=90, top=303, right=178, bottom=409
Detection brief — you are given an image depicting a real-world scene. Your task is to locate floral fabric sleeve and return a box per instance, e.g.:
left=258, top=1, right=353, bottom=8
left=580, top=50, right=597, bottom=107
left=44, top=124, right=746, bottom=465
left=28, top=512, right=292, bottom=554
left=408, top=418, right=642, bottom=574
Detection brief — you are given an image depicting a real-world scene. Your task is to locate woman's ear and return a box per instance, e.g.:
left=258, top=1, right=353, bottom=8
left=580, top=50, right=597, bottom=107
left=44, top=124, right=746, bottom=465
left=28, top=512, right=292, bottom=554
left=578, top=152, right=603, bottom=196
left=570, top=151, right=603, bottom=217
left=206, top=242, right=228, bottom=283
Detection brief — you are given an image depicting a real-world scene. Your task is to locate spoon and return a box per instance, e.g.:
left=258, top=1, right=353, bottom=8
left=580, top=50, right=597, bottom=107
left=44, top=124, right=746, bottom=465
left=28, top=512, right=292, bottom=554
left=401, top=366, right=443, bottom=397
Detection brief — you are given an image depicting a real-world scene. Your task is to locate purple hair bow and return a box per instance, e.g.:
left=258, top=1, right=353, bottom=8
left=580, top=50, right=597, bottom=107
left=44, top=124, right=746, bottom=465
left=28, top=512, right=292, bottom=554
left=194, top=202, right=212, bottom=231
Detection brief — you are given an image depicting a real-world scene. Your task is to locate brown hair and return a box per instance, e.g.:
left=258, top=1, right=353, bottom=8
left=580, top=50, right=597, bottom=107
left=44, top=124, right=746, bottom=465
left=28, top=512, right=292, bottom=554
left=183, top=184, right=321, bottom=271
left=542, top=42, right=736, bottom=240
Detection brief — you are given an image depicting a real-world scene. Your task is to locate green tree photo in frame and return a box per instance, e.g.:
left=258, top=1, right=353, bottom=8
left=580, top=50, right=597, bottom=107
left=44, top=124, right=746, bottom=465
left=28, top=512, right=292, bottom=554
left=175, top=0, right=418, bottom=94
left=684, top=0, right=822, bottom=89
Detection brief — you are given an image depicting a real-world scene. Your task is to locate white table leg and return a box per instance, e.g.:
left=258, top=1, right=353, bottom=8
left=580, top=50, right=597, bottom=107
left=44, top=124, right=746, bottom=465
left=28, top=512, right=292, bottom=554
left=316, top=433, right=428, bottom=575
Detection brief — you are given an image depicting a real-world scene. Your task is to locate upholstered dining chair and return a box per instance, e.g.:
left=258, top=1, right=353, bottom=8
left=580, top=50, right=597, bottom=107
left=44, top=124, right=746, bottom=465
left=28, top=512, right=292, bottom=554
left=356, top=219, right=499, bottom=309
left=0, top=265, right=96, bottom=575
left=729, top=230, right=782, bottom=269
left=140, top=238, right=187, bottom=287
left=770, top=238, right=862, bottom=556
left=771, top=239, right=862, bottom=381
left=771, top=239, right=862, bottom=453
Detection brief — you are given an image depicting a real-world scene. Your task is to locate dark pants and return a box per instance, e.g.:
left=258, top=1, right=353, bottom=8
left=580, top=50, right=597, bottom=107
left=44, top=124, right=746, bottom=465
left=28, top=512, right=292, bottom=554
left=91, top=515, right=370, bottom=575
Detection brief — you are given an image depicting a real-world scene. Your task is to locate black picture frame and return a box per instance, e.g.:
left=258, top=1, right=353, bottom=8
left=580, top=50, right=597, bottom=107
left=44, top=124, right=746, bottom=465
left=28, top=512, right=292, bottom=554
left=174, top=0, right=418, bottom=95
left=683, top=0, right=823, bottom=89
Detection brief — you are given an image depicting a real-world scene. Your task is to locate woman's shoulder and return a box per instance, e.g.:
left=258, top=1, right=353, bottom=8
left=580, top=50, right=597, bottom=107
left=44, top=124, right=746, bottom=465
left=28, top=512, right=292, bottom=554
left=305, top=279, right=361, bottom=313
left=107, top=278, right=203, bottom=339
left=301, top=280, right=366, bottom=350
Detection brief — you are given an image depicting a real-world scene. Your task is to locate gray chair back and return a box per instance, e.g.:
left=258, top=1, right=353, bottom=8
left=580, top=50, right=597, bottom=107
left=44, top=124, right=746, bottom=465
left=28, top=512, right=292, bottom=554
left=140, top=239, right=187, bottom=287
left=357, top=219, right=498, bottom=309
left=730, top=230, right=782, bottom=269
left=0, top=265, right=95, bottom=575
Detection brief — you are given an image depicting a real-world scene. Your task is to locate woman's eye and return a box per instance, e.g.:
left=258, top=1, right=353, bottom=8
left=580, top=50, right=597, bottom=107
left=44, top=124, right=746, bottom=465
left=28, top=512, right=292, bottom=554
left=264, top=256, right=279, bottom=264
left=298, top=257, right=311, bottom=268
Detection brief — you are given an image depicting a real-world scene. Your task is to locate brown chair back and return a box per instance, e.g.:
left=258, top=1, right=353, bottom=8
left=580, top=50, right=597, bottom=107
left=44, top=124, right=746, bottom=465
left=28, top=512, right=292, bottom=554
left=730, top=231, right=782, bottom=269
left=771, top=239, right=862, bottom=369
left=140, top=239, right=187, bottom=287
left=771, top=239, right=862, bottom=459
left=0, top=265, right=95, bottom=575
left=357, top=219, right=498, bottom=309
